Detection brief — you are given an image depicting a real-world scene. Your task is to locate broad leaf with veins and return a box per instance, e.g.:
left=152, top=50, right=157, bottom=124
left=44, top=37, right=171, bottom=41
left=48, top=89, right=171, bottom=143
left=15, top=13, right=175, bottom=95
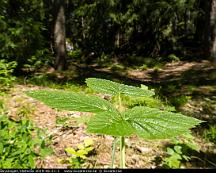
left=86, top=78, right=154, bottom=97
left=27, top=78, right=203, bottom=140
left=87, top=111, right=134, bottom=136
left=26, top=90, right=117, bottom=113
left=124, top=106, right=203, bottom=139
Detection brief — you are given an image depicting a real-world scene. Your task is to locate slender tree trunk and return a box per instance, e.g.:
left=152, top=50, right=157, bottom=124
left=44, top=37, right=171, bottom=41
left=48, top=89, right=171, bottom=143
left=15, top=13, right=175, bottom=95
left=53, top=0, right=67, bottom=71
left=208, top=0, right=216, bottom=64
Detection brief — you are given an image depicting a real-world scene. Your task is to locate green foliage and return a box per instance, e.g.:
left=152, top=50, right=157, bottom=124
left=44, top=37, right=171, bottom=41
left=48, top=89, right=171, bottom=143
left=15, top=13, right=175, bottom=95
left=162, top=134, right=200, bottom=168
left=170, top=95, right=191, bottom=107
left=68, top=49, right=82, bottom=60
left=163, top=145, right=189, bottom=168
left=27, top=78, right=202, bottom=168
left=64, top=139, right=94, bottom=168
left=0, top=0, right=51, bottom=70
left=0, top=100, right=4, bottom=115
left=0, top=115, right=53, bottom=168
left=56, top=117, right=70, bottom=127
left=0, top=60, right=17, bottom=91
left=23, top=48, right=53, bottom=71
left=119, top=94, right=175, bottom=111
left=203, top=125, right=216, bottom=144
left=26, top=75, right=84, bottom=92
left=26, top=90, right=117, bottom=114
left=87, top=111, right=134, bottom=137
left=124, top=106, right=201, bottom=139
left=86, top=78, right=154, bottom=97
left=0, top=0, right=203, bottom=71
left=16, top=103, right=36, bottom=120
left=167, top=54, right=180, bottom=62
left=27, top=78, right=202, bottom=140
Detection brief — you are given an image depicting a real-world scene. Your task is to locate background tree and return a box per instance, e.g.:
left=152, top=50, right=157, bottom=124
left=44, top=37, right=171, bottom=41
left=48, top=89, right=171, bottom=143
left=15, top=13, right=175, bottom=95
left=206, top=0, right=216, bottom=64
left=53, top=0, right=67, bottom=71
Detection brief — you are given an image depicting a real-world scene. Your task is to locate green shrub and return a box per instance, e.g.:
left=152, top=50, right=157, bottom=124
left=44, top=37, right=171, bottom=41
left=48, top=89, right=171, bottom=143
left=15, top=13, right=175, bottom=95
left=0, top=60, right=17, bottom=91
left=167, top=54, right=180, bottom=62
left=23, top=48, right=53, bottom=71
left=68, top=49, right=82, bottom=60
left=0, top=115, right=53, bottom=168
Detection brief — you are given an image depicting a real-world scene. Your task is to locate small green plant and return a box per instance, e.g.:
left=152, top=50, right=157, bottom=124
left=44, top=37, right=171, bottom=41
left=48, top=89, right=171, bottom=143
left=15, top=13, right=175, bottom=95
left=0, top=60, right=17, bottom=91
left=64, top=139, right=94, bottom=168
left=16, top=103, right=36, bottom=120
left=56, top=116, right=70, bottom=126
left=27, top=78, right=202, bottom=168
left=167, top=54, right=180, bottom=62
left=0, top=114, right=53, bottom=168
left=170, top=95, right=191, bottom=107
left=162, top=134, right=200, bottom=168
left=163, top=145, right=189, bottom=168
left=203, top=125, right=216, bottom=144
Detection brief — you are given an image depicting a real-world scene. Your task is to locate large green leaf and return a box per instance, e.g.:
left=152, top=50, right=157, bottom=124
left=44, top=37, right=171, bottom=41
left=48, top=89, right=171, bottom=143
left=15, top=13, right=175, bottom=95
left=87, top=111, right=134, bottom=136
left=124, top=106, right=203, bottom=139
left=26, top=90, right=117, bottom=113
left=86, top=78, right=154, bottom=97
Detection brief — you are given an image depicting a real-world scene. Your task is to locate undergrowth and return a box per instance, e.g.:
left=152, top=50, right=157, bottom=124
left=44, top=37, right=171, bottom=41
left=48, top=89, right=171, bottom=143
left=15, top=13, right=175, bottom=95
left=0, top=100, right=53, bottom=168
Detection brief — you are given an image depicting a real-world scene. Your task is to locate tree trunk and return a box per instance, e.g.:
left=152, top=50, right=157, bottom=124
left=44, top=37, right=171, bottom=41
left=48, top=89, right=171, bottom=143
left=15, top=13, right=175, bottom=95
left=209, top=0, right=216, bottom=64
left=53, top=0, right=67, bottom=71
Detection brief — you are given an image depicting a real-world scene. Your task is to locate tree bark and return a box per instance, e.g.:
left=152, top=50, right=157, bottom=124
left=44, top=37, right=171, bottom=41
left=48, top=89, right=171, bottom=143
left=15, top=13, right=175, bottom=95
left=53, top=0, right=67, bottom=71
left=209, top=0, right=216, bottom=64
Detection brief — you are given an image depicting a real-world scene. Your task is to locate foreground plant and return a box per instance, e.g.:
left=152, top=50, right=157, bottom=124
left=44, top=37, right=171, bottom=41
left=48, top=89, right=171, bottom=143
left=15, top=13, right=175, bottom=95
left=27, top=78, right=202, bottom=168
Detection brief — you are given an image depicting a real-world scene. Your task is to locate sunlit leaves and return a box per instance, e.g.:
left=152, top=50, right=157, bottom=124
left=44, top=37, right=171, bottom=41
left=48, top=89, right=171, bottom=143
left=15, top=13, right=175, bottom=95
left=87, top=111, right=134, bottom=136
left=124, top=106, right=203, bottom=139
left=27, top=78, right=202, bottom=140
left=86, top=78, right=154, bottom=97
left=26, top=90, right=117, bottom=113
left=0, top=115, right=52, bottom=168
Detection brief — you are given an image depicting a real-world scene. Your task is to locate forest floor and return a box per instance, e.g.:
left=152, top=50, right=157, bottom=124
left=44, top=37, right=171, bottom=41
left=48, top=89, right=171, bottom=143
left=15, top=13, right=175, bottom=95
left=3, top=60, right=216, bottom=168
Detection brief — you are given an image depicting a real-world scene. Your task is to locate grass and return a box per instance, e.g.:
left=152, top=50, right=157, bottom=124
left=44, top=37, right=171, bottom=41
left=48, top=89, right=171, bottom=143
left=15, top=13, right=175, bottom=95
left=17, top=74, right=87, bottom=93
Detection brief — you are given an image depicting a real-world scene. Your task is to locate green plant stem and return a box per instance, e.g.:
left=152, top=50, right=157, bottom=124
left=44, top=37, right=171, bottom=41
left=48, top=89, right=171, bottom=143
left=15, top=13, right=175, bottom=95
left=111, top=137, right=118, bottom=168
left=117, top=93, right=126, bottom=168
left=120, top=136, right=126, bottom=168
left=118, top=93, right=123, bottom=113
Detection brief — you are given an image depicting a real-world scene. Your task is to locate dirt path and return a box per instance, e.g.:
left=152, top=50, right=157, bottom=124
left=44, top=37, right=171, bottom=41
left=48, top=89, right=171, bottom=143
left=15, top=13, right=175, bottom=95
left=127, top=60, right=216, bottom=84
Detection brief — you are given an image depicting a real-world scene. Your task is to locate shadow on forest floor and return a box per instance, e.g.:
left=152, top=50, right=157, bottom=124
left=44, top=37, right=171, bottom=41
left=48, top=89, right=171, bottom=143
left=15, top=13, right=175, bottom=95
left=29, top=60, right=216, bottom=122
